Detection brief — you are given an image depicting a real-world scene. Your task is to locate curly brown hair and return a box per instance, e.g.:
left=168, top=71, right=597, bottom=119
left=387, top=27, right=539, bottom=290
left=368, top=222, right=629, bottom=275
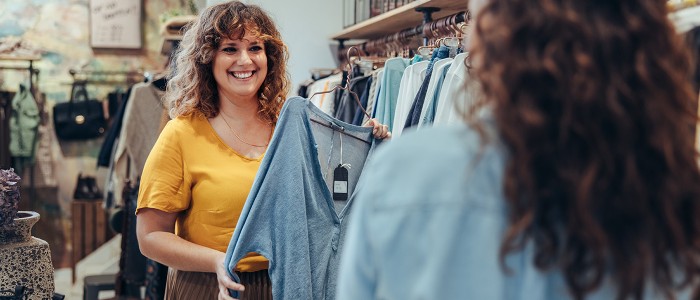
left=166, top=1, right=290, bottom=123
left=470, top=0, right=700, bottom=299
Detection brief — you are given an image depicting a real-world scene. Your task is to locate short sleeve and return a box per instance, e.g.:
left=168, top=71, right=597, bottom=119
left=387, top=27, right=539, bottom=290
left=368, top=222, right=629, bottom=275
left=136, top=119, right=192, bottom=214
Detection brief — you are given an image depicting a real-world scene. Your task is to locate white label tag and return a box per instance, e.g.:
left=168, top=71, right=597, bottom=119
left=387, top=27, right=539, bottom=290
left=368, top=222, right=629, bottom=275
left=334, top=181, right=348, bottom=193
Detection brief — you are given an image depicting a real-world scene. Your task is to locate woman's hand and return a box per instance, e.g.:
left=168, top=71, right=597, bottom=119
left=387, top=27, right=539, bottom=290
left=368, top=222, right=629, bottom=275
left=216, top=255, right=245, bottom=300
left=366, top=118, right=391, bottom=140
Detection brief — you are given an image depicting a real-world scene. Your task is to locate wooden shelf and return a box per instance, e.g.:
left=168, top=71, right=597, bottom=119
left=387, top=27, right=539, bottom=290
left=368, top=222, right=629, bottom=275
left=0, top=55, right=41, bottom=61
left=331, top=0, right=468, bottom=40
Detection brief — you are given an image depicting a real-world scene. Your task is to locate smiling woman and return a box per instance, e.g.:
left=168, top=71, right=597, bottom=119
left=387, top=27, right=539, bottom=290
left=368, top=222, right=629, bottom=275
left=135, top=1, right=391, bottom=299
left=135, top=2, right=287, bottom=300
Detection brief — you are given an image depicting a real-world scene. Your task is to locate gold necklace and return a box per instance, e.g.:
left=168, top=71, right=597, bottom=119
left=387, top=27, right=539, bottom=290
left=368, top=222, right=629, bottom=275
left=219, top=111, right=271, bottom=148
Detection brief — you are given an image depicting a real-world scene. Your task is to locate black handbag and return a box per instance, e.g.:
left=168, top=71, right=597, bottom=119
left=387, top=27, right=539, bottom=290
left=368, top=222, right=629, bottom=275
left=53, top=81, right=106, bottom=140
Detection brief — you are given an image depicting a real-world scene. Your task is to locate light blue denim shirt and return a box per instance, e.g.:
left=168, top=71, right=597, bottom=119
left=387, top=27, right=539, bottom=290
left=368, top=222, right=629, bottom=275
left=337, top=124, right=693, bottom=300
left=225, top=96, right=376, bottom=300
left=420, top=61, right=452, bottom=126
left=374, top=57, right=410, bottom=132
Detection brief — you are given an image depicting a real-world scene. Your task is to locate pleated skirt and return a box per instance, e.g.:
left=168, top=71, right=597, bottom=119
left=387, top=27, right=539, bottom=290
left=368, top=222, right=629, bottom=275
left=165, top=268, right=272, bottom=300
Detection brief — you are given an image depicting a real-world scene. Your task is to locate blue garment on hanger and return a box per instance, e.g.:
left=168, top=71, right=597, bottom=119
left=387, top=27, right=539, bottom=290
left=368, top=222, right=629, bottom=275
left=421, top=61, right=453, bottom=126
left=404, top=46, right=450, bottom=129
left=224, top=97, right=377, bottom=300
left=352, top=76, right=372, bottom=126
left=373, top=57, right=410, bottom=132
left=411, top=54, right=423, bottom=65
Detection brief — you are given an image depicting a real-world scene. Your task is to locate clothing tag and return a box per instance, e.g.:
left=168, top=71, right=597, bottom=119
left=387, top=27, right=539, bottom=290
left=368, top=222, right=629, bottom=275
left=333, top=164, right=349, bottom=201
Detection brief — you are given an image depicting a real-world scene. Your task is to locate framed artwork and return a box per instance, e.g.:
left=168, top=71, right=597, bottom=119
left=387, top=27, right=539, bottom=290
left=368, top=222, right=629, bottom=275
left=89, top=0, right=142, bottom=49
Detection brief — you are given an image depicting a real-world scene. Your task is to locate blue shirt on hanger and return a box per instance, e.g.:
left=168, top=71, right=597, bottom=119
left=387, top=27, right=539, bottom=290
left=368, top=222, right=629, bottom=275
left=225, top=97, right=377, bottom=300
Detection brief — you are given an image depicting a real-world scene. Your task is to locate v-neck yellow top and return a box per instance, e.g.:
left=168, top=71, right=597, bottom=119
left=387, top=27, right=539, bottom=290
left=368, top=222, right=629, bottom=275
left=137, top=112, right=267, bottom=272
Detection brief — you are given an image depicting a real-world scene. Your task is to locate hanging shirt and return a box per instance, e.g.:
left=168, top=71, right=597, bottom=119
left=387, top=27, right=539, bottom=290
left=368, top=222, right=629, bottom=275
left=411, top=54, right=423, bottom=65
left=308, top=73, right=343, bottom=116
left=352, top=75, right=372, bottom=126
left=9, top=83, right=39, bottom=159
left=109, top=83, right=165, bottom=208
left=97, top=86, right=133, bottom=168
left=392, top=60, right=429, bottom=137
left=363, top=68, right=383, bottom=125
left=404, top=46, right=451, bottom=130
left=137, top=112, right=268, bottom=272
left=417, top=58, right=454, bottom=128
left=373, top=57, right=410, bottom=132
left=224, top=96, right=375, bottom=300
left=335, top=75, right=370, bottom=124
left=434, top=52, right=478, bottom=125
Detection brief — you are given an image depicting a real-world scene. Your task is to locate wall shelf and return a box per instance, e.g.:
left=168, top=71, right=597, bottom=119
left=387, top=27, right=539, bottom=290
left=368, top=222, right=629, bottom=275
left=331, top=0, right=468, bottom=40
left=0, top=55, right=41, bottom=61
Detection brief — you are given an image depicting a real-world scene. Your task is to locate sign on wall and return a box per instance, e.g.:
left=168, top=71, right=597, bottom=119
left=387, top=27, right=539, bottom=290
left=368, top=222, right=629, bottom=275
left=89, top=0, right=142, bottom=49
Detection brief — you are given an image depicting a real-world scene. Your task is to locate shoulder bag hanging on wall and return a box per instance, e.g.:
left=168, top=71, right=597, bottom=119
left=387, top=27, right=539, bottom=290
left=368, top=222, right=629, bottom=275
left=53, top=81, right=106, bottom=140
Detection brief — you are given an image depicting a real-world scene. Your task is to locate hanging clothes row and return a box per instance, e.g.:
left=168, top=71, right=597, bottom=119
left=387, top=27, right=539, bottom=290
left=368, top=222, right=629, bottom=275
left=94, top=74, right=170, bottom=300
left=100, top=76, right=168, bottom=209
left=302, top=13, right=473, bottom=139
left=300, top=56, right=385, bottom=127
left=0, top=57, right=42, bottom=172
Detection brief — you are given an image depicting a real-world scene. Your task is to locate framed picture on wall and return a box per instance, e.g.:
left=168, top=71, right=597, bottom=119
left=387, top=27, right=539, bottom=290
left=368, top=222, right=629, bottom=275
left=89, top=0, right=142, bottom=49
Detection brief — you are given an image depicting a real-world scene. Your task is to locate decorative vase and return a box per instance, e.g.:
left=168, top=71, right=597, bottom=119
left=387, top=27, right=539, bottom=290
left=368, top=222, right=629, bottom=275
left=0, top=211, right=55, bottom=300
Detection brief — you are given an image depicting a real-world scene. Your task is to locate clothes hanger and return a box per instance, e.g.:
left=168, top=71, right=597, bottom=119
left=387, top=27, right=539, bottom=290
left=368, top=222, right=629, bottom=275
left=308, top=46, right=374, bottom=144
left=309, top=46, right=372, bottom=121
left=309, top=116, right=371, bottom=145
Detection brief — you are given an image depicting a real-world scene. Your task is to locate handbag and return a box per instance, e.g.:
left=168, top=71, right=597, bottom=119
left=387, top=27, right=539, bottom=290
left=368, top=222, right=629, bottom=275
left=53, top=81, right=106, bottom=140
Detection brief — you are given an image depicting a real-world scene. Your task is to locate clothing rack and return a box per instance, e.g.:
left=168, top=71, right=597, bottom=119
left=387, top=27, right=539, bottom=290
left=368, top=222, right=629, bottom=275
left=0, top=55, right=41, bottom=93
left=359, top=11, right=468, bottom=56
left=68, top=69, right=145, bottom=85
left=0, top=55, right=42, bottom=203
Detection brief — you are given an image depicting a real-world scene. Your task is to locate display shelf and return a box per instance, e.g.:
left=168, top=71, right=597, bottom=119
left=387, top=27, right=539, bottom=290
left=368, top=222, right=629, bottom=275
left=159, top=15, right=196, bottom=56
left=331, top=0, right=468, bottom=40
left=0, top=55, right=41, bottom=61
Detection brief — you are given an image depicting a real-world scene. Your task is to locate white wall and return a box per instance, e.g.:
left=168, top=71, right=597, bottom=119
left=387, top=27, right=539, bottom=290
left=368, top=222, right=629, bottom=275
left=244, top=0, right=344, bottom=96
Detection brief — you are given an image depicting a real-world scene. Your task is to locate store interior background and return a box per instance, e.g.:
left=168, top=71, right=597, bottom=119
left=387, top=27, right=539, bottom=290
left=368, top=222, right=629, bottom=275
left=0, top=0, right=345, bottom=293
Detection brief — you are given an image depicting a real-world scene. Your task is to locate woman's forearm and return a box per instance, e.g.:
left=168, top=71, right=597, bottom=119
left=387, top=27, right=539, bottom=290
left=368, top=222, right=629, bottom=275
left=139, top=230, right=225, bottom=273
left=136, top=208, right=225, bottom=273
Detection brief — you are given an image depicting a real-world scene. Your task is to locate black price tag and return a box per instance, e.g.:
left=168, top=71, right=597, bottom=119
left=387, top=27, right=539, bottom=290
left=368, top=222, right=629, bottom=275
left=333, top=164, right=349, bottom=201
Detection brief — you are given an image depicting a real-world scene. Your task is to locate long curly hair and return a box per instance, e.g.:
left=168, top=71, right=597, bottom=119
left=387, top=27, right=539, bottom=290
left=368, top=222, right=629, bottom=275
left=469, top=0, right=700, bottom=298
left=166, top=1, right=290, bottom=123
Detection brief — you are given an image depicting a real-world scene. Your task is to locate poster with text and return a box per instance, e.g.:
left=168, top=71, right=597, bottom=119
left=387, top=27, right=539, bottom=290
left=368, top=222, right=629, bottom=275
left=90, top=0, right=142, bottom=49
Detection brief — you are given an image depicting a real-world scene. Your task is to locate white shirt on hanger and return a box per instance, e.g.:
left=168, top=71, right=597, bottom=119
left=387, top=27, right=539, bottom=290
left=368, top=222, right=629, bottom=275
left=307, top=73, right=343, bottom=116
left=392, top=60, right=429, bottom=138
left=417, top=57, right=454, bottom=129
left=363, top=68, right=383, bottom=125
left=434, top=53, right=479, bottom=125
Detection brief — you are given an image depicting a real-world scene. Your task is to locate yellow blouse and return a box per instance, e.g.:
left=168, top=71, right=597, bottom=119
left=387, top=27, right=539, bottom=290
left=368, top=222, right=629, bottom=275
left=137, top=113, right=267, bottom=272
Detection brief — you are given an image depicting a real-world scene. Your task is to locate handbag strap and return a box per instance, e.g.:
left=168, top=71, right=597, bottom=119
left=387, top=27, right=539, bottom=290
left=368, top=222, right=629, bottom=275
left=67, top=81, right=97, bottom=115
left=70, top=81, right=89, bottom=103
